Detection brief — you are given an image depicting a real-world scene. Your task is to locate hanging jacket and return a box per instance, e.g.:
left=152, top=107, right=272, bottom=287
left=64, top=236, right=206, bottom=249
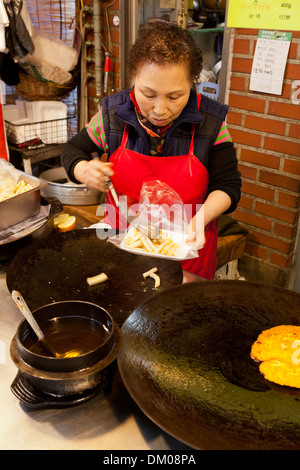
left=5, top=0, right=34, bottom=60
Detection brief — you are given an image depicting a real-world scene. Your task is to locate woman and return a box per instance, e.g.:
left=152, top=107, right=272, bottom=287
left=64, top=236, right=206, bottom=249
left=61, top=23, right=241, bottom=281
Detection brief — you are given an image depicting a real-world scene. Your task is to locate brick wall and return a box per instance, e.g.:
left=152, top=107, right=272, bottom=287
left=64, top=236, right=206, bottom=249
left=225, top=28, right=300, bottom=287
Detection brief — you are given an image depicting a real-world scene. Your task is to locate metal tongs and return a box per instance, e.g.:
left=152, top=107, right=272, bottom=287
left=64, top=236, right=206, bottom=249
left=129, top=214, right=159, bottom=240
left=104, top=176, right=159, bottom=240
left=104, top=174, right=119, bottom=207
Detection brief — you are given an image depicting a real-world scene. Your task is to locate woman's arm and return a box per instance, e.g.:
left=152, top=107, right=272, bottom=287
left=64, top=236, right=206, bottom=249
left=207, top=141, right=241, bottom=213
left=187, top=142, right=241, bottom=249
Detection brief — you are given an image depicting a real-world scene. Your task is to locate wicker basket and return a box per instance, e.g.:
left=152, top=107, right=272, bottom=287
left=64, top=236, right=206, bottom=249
left=16, top=68, right=78, bottom=101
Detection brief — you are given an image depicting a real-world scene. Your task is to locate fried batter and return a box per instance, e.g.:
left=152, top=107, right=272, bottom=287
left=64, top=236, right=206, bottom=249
left=250, top=325, right=300, bottom=388
left=260, top=360, right=300, bottom=388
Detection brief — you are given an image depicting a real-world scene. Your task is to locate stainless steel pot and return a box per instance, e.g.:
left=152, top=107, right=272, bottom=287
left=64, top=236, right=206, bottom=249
left=0, top=197, right=53, bottom=264
left=40, top=167, right=102, bottom=205
left=0, top=169, right=48, bottom=231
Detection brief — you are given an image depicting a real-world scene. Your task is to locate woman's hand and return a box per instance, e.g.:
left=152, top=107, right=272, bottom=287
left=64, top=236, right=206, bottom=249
left=186, top=190, right=232, bottom=250
left=74, top=159, right=114, bottom=192
left=186, top=205, right=205, bottom=250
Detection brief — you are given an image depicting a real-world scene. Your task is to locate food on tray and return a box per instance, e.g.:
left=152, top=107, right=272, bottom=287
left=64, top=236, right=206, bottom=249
left=54, top=213, right=77, bottom=232
left=0, top=179, right=33, bottom=202
left=86, top=272, right=108, bottom=286
left=251, top=325, right=300, bottom=388
left=124, top=227, right=180, bottom=257
left=143, top=267, right=160, bottom=288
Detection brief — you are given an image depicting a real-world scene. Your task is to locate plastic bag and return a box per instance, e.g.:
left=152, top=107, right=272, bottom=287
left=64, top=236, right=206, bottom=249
left=19, top=29, right=79, bottom=85
left=109, top=180, right=201, bottom=261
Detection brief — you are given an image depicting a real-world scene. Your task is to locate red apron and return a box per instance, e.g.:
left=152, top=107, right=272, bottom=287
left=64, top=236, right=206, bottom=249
left=105, top=97, right=218, bottom=279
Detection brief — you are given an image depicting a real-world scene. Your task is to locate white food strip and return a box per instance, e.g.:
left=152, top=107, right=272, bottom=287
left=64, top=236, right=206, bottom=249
left=143, top=267, right=160, bottom=288
left=86, top=272, right=108, bottom=286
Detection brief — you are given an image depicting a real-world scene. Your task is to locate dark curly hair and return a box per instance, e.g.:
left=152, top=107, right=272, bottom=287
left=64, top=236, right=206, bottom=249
left=127, top=23, right=203, bottom=85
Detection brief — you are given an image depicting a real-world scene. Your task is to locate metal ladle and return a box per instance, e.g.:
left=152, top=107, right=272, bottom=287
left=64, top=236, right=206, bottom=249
left=11, top=290, right=87, bottom=358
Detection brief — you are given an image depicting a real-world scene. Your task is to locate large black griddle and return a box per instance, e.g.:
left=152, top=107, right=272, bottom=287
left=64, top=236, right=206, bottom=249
left=6, top=229, right=182, bottom=325
left=117, top=281, right=300, bottom=450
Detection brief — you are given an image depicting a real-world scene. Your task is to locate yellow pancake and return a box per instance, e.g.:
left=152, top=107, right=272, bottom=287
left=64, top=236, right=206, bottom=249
left=250, top=325, right=300, bottom=388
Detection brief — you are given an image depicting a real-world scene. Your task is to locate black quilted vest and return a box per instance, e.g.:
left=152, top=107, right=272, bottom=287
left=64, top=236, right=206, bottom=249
left=102, top=88, right=228, bottom=170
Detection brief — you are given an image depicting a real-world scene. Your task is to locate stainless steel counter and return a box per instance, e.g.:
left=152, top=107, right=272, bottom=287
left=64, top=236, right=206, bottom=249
left=0, top=270, right=190, bottom=451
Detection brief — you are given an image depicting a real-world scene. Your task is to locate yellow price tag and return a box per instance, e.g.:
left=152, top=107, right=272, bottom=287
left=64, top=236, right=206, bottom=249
left=227, top=0, right=300, bottom=31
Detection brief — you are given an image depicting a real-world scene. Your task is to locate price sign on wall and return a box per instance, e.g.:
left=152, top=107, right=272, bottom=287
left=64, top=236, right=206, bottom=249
left=249, top=30, right=292, bottom=95
left=227, top=0, right=300, bottom=31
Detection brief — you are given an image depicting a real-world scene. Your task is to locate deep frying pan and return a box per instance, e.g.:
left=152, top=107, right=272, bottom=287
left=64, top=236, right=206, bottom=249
left=118, top=281, right=300, bottom=450
left=6, top=229, right=183, bottom=325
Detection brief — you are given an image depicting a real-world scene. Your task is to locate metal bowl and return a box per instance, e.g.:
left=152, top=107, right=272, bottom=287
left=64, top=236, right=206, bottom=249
left=40, top=167, right=102, bottom=205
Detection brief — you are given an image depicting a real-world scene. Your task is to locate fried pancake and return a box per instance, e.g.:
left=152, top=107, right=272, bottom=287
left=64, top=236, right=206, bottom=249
left=251, top=325, right=300, bottom=362
left=250, top=325, right=300, bottom=388
left=260, top=360, right=300, bottom=388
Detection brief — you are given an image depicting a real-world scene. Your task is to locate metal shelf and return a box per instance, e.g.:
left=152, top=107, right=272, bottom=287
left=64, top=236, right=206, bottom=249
left=188, top=27, right=224, bottom=33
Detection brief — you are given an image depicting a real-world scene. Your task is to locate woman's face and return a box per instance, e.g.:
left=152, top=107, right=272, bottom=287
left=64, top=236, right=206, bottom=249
left=134, top=62, right=191, bottom=127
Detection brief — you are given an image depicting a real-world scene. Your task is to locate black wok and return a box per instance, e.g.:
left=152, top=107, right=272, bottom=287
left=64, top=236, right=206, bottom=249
left=118, top=280, right=300, bottom=450
left=6, top=229, right=183, bottom=325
